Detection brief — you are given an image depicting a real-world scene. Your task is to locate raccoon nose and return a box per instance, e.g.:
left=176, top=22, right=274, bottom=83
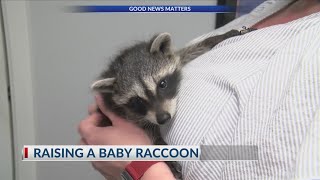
left=156, top=113, right=171, bottom=124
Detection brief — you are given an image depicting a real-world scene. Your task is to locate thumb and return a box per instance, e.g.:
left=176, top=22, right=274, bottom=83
left=95, top=94, right=127, bottom=126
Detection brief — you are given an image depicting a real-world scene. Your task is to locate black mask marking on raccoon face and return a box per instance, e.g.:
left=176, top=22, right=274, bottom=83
left=157, top=70, right=181, bottom=99
left=158, top=79, right=167, bottom=89
left=126, top=96, right=148, bottom=116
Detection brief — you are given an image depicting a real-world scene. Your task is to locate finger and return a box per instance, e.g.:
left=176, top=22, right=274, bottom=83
left=87, top=112, right=104, bottom=127
left=78, top=138, right=87, bottom=145
left=95, top=94, right=126, bottom=126
left=78, top=113, right=103, bottom=139
left=88, top=103, right=98, bottom=115
left=91, top=162, right=99, bottom=171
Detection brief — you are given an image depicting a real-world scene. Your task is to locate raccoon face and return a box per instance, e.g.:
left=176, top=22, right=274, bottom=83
left=123, top=69, right=181, bottom=125
left=91, top=32, right=181, bottom=125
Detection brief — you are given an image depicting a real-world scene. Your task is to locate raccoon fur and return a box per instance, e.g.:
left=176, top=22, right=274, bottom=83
left=91, top=30, right=241, bottom=179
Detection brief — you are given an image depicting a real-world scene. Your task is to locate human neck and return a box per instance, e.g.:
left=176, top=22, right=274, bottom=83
left=285, top=0, right=320, bottom=16
left=252, top=0, right=320, bottom=29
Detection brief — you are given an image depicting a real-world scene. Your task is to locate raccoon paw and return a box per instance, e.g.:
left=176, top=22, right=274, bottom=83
left=165, top=161, right=182, bottom=179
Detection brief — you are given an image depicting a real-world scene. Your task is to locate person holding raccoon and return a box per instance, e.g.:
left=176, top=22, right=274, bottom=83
left=78, top=0, right=320, bottom=179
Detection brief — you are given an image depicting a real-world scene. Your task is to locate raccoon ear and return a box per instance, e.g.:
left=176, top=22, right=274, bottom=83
left=150, top=32, right=173, bottom=55
left=91, top=78, right=115, bottom=93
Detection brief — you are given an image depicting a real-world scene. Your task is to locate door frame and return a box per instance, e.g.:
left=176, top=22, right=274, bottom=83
left=0, top=2, right=14, bottom=180
left=1, top=1, right=37, bottom=180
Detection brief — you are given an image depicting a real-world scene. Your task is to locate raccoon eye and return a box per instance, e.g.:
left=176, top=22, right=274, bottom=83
left=128, top=97, right=147, bottom=115
left=130, top=97, right=143, bottom=107
left=158, top=79, right=167, bottom=89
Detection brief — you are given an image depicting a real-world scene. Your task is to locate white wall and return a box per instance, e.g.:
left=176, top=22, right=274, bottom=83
left=3, top=1, right=216, bottom=179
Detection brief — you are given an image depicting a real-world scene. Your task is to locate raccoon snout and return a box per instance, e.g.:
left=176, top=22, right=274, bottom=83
left=156, top=112, right=171, bottom=124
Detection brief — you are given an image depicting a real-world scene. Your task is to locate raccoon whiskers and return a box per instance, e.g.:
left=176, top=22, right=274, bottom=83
left=125, top=114, right=148, bottom=125
left=136, top=117, right=150, bottom=126
left=137, top=118, right=156, bottom=129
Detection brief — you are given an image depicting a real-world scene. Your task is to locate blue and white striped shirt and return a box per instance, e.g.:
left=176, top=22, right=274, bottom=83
left=163, top=1, right=320, bottom=179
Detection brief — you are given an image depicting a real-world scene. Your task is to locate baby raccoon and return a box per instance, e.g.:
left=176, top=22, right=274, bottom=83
left=91, top=30, right=241, bottom=179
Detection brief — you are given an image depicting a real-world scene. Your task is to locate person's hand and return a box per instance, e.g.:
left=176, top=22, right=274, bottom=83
left=78, top=94, right=152, bottom=179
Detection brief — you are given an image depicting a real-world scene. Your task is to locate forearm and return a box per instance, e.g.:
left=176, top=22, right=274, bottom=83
left=141, top=162, right=176, bottom=180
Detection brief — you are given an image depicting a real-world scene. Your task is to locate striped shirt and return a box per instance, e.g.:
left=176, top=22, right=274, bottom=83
left=162, top=0, right=320, bottom=179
